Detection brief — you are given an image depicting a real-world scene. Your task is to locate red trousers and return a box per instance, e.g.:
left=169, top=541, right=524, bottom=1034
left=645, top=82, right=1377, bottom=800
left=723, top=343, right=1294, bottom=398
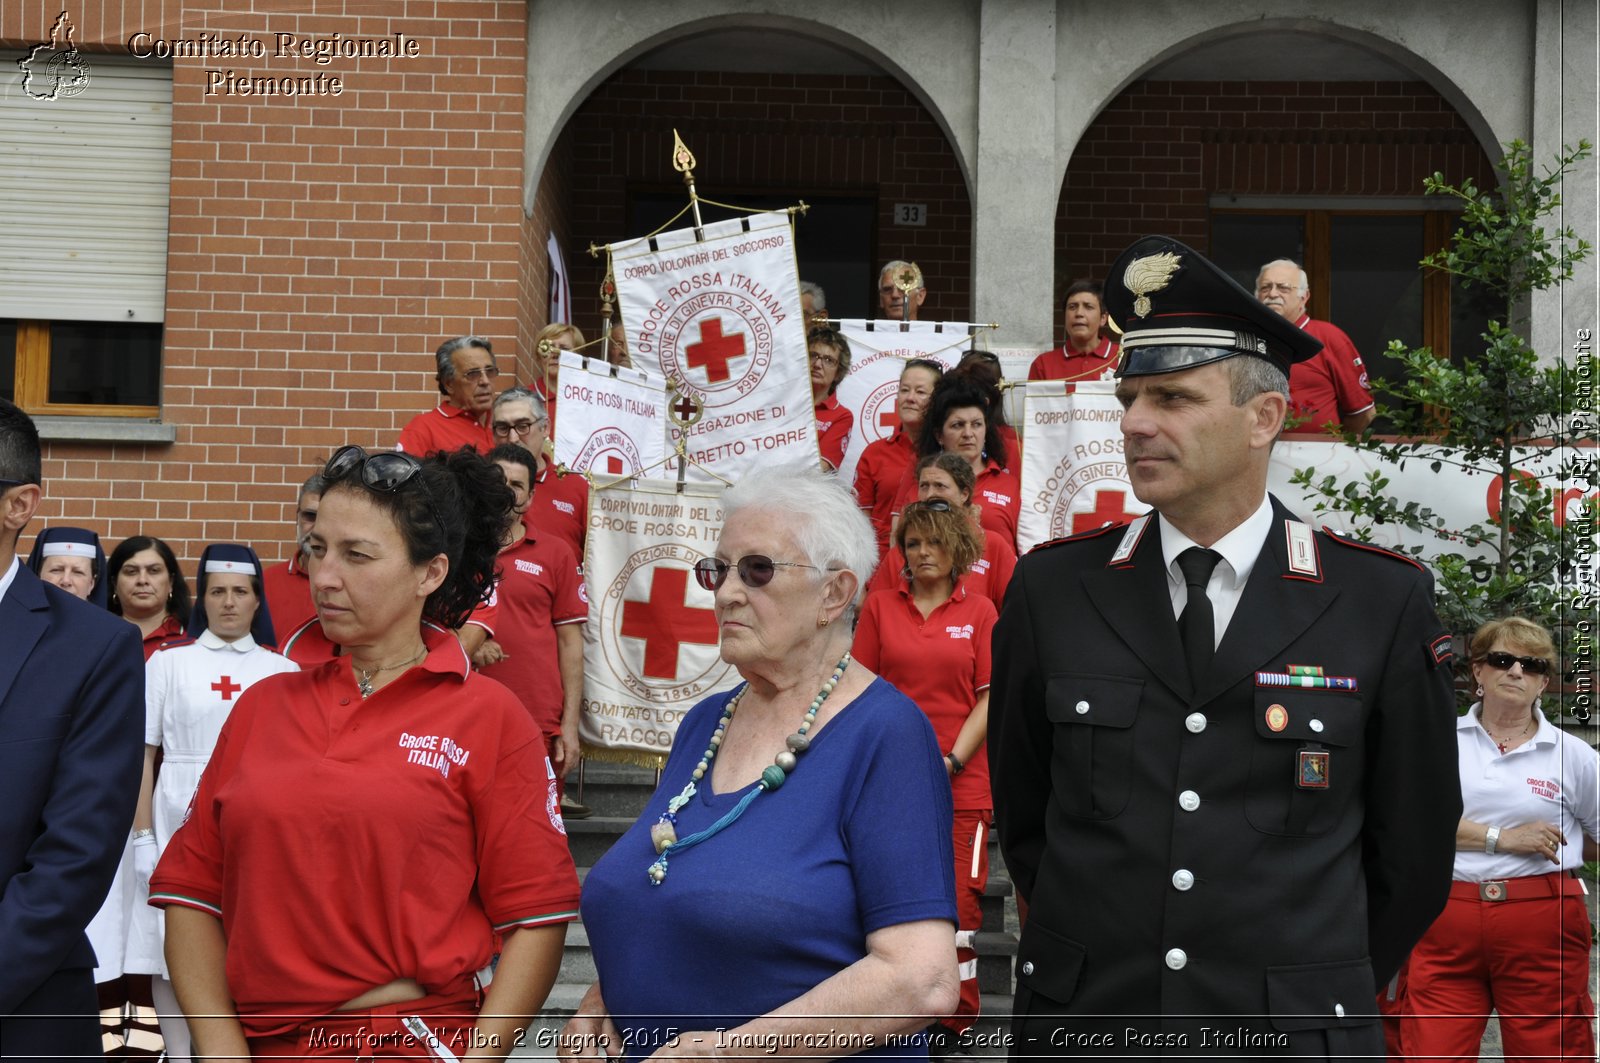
left=1401, top=871, right=1595, bottom=1062
left=248, top=991, right=483, bottom=1059
left=939, top=808, right=992, bottom=1036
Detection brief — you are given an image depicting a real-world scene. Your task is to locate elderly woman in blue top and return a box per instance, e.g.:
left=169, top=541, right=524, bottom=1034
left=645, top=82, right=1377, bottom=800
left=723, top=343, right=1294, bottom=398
left=562, top=465, right=959, bottom=1063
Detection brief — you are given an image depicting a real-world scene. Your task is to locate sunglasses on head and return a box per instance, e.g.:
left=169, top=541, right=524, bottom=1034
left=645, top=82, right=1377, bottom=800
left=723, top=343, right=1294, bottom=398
left=325, top=445, right=426, bottom=492
left=692, top=555, right=821, bottom=591
left=1480, top=651, right=1551, bottom=675
left=907, top=498, right=953, bottom=513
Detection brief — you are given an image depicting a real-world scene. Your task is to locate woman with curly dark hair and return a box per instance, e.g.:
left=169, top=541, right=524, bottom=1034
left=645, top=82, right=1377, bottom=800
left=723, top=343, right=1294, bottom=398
left=150, top=446, right=580, bottom=1060
left=894, top=378, right=1022, bottom=550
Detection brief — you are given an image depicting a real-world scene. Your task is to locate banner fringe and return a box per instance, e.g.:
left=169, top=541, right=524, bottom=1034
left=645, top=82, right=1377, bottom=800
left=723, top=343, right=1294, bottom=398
left=580, top=744, right=668, bottom=771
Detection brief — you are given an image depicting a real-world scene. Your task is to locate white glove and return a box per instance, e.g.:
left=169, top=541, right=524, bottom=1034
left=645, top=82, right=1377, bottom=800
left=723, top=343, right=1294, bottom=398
left=132, top=832, right=158, bottom=884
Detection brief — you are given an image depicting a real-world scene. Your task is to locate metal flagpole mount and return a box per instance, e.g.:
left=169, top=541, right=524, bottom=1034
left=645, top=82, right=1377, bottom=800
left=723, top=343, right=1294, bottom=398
left=666, top=384, right=704, bottom=491
left=671, top=128, right=706, bottom=239
left=894, top=262, right=923, bottom=323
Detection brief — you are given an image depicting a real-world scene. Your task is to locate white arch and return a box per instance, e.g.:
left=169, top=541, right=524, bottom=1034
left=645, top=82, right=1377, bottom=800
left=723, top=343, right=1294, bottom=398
left=521, top=0, right=980, bottom=211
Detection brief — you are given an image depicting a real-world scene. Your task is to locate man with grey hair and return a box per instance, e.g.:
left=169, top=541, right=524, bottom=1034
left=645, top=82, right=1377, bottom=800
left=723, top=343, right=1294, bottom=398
left=397, top=335, right=499, bottom=455
left=992, top=236, right=1460, bottom=1057
left=1256, top=259, right=1376, bottom=434
left=878, top=260, right=926, bottom=321
left=491, top=384, right=590, bottom=572
left=800, top=279, right=828, bottom=326
left=261, top=471, right=327, bottom=640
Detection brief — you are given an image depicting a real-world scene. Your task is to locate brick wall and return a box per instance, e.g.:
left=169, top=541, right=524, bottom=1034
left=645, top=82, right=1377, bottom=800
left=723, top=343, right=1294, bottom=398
left=559, top=69, right=973, bottom=330
left=1, top=1, right=529, bottom=565
left=1054, top=80, right=1495, bottom=338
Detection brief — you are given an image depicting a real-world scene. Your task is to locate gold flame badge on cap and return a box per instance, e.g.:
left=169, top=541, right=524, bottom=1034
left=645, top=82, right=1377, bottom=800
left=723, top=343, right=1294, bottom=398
left=1122, top=251, right=1182, bottom=318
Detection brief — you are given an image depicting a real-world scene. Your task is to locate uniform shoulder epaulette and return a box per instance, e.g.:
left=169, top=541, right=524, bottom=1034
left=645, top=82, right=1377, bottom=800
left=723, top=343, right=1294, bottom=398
left=153, top=635, right=196, bottom=652
left=1027, top=520, right=1129, bottom=554
left=1320, top=527, right=1426, bottom=572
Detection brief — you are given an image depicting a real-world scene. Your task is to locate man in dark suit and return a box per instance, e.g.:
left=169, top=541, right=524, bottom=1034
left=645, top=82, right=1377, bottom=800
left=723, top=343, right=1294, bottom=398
left=0, top=399, right=144, bottom=1059
left=990, top=237, right=1461, bottom=1059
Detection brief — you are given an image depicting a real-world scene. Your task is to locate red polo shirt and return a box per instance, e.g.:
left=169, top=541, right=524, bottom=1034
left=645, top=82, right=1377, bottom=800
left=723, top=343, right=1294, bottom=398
left=396, top=400, right=491, bottom=456
left=280, top=598, right=498, bottom=669
left=140, top=614, right=185, bottom=662
left=853, top=429, right=918, bottom=554
left=852, top=584, right=995, bottom=811
left=1288, top=315, right=1375, bottom=432
left=867, top=527, right=1018, bottom=606
left=479, top=530, right=586, bottom=736
left=1027, top=338, right=1120, bottom=384
left=528, top=463, right=590, bottom=568
left=261, top=552, right=313, bottom=643
left=814, top=393, right=855, bottom=471
left=149, top=624, right=580, bottom=1038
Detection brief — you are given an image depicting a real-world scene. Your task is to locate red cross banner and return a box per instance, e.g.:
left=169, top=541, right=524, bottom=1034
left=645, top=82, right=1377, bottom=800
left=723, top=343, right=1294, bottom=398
left=552, top=350, right=669, bottom=479
left=610, top=211, right=818, bottom=480
left=832, top=320, right=984, bottom=486
left=1018, top=381, right=1150, bottom=552
left=579, top=477, right=736, bottom=764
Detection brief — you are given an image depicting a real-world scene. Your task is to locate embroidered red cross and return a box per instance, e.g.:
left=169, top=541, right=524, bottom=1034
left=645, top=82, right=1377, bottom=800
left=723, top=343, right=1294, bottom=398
left=878, top=407, right=899, bottom=431
left=1071, top=489, right=1141, bottom=533
left=606, top=455, right=624, bottom=474
left=684, top=318, right=746, bottom=383
left=619, top=567, right=720, bottom=679
left=211, top=675, right=242, bottom=700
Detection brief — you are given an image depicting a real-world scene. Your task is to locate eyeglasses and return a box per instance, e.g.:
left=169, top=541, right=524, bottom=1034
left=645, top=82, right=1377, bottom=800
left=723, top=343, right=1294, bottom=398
left=809, top=351, right=840, bottom=369
left=1480, top=651, right=1551, bottom=675
left=692, top=555, right=822, bottom=591
left=459, top=365, right=500, bottom=383
left=492, top=418, right=545, bottom=437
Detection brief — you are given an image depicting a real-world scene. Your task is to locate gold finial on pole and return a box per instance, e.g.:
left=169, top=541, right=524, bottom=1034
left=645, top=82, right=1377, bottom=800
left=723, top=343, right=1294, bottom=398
left=671, top=128, right=706, bottom=239
left=599, top=269, right=617, bottom=363
left=894, top=262, right=924, bottom=322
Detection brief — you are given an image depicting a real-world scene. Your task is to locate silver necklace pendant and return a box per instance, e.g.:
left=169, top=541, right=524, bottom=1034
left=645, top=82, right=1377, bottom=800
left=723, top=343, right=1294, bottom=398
left=357, top=670, right=376, bottom=698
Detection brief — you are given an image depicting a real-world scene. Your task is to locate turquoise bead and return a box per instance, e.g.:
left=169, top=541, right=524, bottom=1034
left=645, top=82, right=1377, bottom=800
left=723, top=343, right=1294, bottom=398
left=761, top=764, right=787, bottom=790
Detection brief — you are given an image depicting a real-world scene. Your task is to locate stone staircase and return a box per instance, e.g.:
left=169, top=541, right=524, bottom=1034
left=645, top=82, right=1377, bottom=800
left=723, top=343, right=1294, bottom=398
left=517, top=761, right=1019, bottom=1058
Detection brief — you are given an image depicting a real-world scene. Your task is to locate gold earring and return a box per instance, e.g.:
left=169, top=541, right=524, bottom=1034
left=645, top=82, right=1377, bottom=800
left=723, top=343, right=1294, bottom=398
left=818, top=616, right=830, bottom=628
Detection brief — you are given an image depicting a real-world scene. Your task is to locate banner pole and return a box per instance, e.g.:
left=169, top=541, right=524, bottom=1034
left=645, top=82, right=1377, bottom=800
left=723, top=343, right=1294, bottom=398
left=671, top=129, right=705, bottom=240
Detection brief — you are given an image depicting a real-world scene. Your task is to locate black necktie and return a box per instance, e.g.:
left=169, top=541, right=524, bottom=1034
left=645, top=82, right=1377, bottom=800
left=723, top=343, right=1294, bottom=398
left=1177, top=547, right=1223, bottom=687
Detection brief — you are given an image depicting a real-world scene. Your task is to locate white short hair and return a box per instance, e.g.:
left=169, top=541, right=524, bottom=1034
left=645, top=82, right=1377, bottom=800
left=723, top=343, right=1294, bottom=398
left=720, top=464, right=878, bottom=617
left=1256, top=258, right=1308, bottom=294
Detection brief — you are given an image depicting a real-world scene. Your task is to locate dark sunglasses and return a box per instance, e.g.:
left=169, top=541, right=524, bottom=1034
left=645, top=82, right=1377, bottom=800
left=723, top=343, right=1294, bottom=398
left=1480, top=651, right=1551, bottom=675
left=693, top=555, right=820, bottom=591
left=325, top=445, right=427, bottom=492
left=907, top=498, right=953, bottom=513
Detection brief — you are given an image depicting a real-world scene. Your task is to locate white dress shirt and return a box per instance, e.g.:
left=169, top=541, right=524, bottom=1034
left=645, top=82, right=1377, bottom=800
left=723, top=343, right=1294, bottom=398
left=1158, top=494, right=1275, bottom=649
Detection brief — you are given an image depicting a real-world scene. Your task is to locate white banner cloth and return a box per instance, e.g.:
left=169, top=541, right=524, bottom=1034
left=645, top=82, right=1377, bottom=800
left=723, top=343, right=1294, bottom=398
left=579, top=479, right=736, bottom=762
left=1017, top=383, right=1596, bottom=556
left=552, top=351, right=669, bottom=479
left=832, top=320, right=980, bottom=485
left=547, top=233, right=571, bottom=325
left=612, top=212, right=817, bottom=480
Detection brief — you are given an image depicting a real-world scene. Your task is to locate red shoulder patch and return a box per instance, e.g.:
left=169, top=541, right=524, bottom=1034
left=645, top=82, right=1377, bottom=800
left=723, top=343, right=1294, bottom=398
left=1319, top=527, right=1426, bottom=572
left=1428, top=633, right=1455, bottom=668
left=1028, top=520, right=1128, bottom=554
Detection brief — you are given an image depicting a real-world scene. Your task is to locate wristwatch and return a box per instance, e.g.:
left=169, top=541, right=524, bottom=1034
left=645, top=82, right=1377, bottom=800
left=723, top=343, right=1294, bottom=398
left=946, top=751, right=965, bottom=775
left=1484, top=825, right=1501, bottom=854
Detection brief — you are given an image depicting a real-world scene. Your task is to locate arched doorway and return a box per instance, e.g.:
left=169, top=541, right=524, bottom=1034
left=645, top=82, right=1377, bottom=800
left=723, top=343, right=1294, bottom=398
left=527, top=26, right=975, bottom=349
left=1051, top=27, right=1498, bottom=418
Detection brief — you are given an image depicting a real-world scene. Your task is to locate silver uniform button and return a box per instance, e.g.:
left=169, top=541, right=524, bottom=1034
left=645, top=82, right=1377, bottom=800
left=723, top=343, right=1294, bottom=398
left=1075, top=700, right=1090, bottom=715
left=1185, top=712, right=1207, bottom=733
left=1165, top=948, right=1187, bottom=970
left=1178, top=789, right=1201, bottom=812
left=1310, top=719, right=1325, bottom=733
left=1334, top=1003, right=1345, bottom=1018
left=1021, top=961, right=1035, bottom=976
left=1171, top=869, right=1194, bottom=890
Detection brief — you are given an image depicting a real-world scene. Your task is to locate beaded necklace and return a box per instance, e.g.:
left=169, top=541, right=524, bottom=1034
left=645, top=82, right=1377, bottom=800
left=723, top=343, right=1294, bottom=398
left=647, top=652, right=852, bottom=885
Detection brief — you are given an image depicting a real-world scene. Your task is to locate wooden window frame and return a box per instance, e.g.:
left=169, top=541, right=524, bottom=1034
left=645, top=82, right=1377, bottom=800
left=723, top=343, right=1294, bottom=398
left=9, top=319, right=160, bottom=418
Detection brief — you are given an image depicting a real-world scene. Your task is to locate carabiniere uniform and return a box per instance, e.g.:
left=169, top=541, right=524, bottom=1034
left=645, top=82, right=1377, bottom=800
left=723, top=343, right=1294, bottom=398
left=989, top=237, right=1462, bottom=1060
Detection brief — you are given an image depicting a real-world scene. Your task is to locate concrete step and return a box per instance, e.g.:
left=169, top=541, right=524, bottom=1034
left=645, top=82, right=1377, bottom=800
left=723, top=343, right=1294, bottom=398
left=563, top=815, right=636, bottom=866
left=565, top=761, right=660, bottom=819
